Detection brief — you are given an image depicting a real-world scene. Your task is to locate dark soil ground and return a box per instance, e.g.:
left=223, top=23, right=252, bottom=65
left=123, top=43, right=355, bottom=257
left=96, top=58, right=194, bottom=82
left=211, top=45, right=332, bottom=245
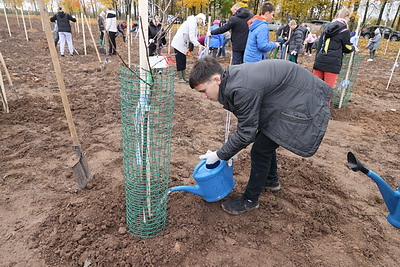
left=1, top=15, right=400, bottom=266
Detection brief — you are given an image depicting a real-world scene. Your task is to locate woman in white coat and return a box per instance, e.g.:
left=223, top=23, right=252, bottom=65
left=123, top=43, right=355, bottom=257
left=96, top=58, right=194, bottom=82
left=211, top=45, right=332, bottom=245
left=171, top=13, right=205, bottom=82
left=105, top=7, right=118, bottom=56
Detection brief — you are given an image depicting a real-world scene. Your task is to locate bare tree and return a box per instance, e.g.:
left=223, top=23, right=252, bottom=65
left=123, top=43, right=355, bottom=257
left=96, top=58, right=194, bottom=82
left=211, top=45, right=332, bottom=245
left=391, top=2, right=400, bottom=30
left=376, top=0, right=388, bottom=25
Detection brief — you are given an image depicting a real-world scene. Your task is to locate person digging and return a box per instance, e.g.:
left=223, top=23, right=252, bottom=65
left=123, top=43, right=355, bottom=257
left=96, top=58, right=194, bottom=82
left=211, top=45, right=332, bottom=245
left=190, top=56, right=332, bottom=215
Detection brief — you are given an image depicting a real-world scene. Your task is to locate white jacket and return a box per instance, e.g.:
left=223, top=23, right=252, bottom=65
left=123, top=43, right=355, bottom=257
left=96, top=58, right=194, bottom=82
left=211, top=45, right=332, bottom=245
left=105, top=10, right=117, bottom=32
left=171, top=15, right=200, bottom=54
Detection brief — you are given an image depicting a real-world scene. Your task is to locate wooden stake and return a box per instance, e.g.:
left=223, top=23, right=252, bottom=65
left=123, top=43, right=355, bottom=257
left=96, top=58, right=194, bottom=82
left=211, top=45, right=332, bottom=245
left=75, top=14, right=79, bottom=33
left=28, top=11, right=32, bottom=29
left=20, top=9, right=29, bottom=41
left=0, top=52, right=19, bottom=98
left=81, top=13, right=87, bottom=55
left=84, top=15, right=102, bottom=64
left=3, top=6, right=12, bottom=37
left=168, top=27, right=171, bottom=55
left=385, top=47, right=400, bottom=90
left=37, top=0, right=79, bottom=146
left=338, top=19, right=362, bottom=108
left=15, top=9, right=20, bottom=26
left=127, top=14, right=131, bottom=67
left=0, top=67, right=10, bottom=113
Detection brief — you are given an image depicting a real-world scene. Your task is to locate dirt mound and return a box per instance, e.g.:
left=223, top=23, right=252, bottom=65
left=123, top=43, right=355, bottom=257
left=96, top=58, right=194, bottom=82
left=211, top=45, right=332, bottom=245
left=1, top=15, right=400, bottom=266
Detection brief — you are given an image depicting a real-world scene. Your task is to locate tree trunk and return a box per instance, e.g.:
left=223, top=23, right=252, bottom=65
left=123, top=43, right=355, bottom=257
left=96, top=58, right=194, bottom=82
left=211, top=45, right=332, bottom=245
left=362, top=0, right=370, bottom=27
left=330, top=0, right=335, bottom=21
left=349, top=0, right=361, bottom=31
left=391, top=3, right=400, bottom=29
left=376, top=0, right=388, bottom=25
left=254, top=0, right=260, bottom=15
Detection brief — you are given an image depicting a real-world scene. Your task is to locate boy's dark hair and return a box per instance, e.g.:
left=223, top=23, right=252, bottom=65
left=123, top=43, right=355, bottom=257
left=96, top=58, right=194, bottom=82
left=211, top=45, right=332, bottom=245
left=189, top=56, right=224, bottom=89
left=261, top=2, right=275, bottom=15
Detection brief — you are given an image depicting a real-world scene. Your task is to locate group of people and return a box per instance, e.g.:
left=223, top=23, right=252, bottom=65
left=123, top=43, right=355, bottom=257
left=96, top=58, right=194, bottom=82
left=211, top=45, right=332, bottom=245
left=50, top=6, right=166, bottom=58
left=49, top=5, right=378, bottom=216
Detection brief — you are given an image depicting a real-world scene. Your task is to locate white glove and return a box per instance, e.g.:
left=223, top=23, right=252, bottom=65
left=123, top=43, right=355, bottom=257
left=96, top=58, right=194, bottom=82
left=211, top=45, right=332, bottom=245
left=199, top=150, right=220, bottom=165
left=291, top=50, right=297, bottom=55
left=275, top=42, right=280, bottom=48
left=206, top=31, right=211, bottom=37
left=149, top=39, right=154, bottom=44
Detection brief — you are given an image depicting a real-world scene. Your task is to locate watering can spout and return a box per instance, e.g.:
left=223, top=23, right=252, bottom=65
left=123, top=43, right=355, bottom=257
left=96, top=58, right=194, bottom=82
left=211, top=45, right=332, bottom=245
left=347, top=152, right=400, bottom=228
left=169, top=185, right=203, bottom=197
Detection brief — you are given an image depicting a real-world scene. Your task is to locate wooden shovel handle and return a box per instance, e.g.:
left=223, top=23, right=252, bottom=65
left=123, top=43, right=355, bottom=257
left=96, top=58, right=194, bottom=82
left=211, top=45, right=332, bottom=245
left=37, top=0, right=80, bottom=146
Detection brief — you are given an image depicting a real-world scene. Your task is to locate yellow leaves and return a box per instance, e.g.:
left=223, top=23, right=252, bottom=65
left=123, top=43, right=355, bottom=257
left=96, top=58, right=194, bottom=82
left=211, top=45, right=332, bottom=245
left=176, top=0, right=208, bottom=9
left=60, top=0, right=81, bottom=13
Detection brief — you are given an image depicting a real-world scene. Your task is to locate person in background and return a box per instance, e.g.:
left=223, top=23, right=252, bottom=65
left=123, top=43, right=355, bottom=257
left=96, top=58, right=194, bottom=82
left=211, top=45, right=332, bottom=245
left=148, top=15, right=166, bottom=56
left=206, top=20, right=224, bottom=58
left=98, top=11, right=106, bottom=54
left=243, top=1, right=279, bottom=63
left=98, top=11, right=106, bottom=46
left=188, top=56, right=332, bottom=215
left=171, top=13, right=206, bottom=83
left=105, top=7, right=118, bottom=56
left=367, top=28, right=381, bottom=62
left=349, top=31, right=359, bottom=52
left=285, top=20, right=304, bottom=64
left=50, top=7, right=76, bottom=56
left=304, top=29, right=316, bottom=56
left=117, top=21, right=127, bottom=42
left=276, top=22, right=290, bottom=59
left=209, top=3, right=253, bottom=65
left=52, top=22, right=59, bottom=47
left=312, top=8, right=354, bottom=87
left=217, top=31, right=231, bottom=58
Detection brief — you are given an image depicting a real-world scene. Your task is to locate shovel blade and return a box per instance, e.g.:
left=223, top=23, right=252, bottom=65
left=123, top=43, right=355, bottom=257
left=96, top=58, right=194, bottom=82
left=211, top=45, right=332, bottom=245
left=72, top=146, right=93, bottom=189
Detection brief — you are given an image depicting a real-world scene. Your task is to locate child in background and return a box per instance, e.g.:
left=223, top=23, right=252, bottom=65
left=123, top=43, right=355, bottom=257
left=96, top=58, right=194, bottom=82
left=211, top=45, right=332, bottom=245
left=304, top=29, right=316, bottom=56
left=205, top=20, right=224, bottom=58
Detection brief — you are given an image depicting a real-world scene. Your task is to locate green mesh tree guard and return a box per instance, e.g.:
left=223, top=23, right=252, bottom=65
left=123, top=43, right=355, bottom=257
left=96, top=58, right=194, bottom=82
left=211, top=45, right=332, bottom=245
left=120, top=67, right=175, bottom=238
left=331, top=53, right=364, bottom=108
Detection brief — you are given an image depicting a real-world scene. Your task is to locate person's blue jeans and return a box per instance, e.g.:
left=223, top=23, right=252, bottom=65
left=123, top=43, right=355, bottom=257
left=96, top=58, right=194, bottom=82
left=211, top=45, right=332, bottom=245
left=243, top=132, right=279, bottom=202
left=217, top=38, right=230, bottom=57
left=232, top=50, right=244, bottom=65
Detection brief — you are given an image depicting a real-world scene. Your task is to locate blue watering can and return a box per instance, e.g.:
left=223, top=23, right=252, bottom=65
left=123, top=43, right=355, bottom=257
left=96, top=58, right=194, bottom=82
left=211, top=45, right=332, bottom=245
left=347, top=152, right=400, bottom=228
left=169, top=159, right=235, bottom=202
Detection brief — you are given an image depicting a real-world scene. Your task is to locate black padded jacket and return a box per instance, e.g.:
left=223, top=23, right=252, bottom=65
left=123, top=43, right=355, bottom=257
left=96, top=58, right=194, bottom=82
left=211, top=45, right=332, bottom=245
left=210, top=8, right=253, bottom=52
left=313, top=21, right=354, bottom=74
left=216, top=60, right=332, bottom=160
left=50, top=12, right=76, bottom=33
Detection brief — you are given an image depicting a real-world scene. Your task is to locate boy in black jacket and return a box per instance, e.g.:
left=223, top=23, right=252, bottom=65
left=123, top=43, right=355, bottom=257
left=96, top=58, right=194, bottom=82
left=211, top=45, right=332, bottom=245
left=189, top=57, right=332, bottom=215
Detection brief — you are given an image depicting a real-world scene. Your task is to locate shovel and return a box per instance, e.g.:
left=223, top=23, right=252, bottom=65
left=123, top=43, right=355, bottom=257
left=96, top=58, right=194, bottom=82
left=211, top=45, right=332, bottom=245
left=38, top=0, right=93, bottom=188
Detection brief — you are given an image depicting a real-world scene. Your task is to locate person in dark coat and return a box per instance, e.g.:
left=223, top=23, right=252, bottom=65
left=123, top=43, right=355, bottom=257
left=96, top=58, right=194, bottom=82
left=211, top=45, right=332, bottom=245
left=50, top=7, right=76, bottom=56
left=98, top=11, right=106, bottom=46
left=117, top=21, right=127, bottom=42
left=209, top=4, right=253, bottom=65
left=312, top=8, right=354, bottom=88
left=148, top=15, right=166, bottom=56
left=189, top=56, right=332, bottom=215
left=285, top=20, right=304, bottom=64
left=276, top=23, right=290, bottom=59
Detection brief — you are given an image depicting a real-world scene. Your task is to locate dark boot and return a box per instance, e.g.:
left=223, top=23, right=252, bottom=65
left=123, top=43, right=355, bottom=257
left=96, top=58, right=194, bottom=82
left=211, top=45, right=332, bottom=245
left=221, top=196, right=259, bottom=215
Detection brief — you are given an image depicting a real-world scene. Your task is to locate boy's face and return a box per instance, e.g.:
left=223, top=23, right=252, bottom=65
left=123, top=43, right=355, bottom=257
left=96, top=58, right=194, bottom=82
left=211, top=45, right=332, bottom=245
left=264, top=11, right=274, bottom=22
left=194, top=75, right=221, bottom=102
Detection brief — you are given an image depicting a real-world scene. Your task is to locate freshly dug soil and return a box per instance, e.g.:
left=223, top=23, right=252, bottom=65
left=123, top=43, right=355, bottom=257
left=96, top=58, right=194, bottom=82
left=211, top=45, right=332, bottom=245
left=1, top=16, right=400, bottom=266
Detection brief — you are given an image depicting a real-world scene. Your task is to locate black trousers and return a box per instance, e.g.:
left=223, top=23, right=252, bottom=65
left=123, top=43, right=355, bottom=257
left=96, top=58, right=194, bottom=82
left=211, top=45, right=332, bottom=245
left=108, top=31, right=117, bottom=54
left=175, top=49, right=186, bottom=71
left=232, top=50, right=244, bottom=65
left=244, top=132, right=279, bottom=201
